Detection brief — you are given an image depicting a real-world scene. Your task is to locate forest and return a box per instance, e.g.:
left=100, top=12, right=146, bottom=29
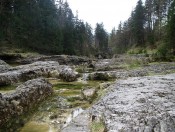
left=0, top=0, right=175, bottom=60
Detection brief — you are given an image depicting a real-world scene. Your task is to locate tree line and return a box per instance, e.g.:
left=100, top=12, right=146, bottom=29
left=0, top=0, right=109, bottom=56
left=109, top=0, right=175, bottom=58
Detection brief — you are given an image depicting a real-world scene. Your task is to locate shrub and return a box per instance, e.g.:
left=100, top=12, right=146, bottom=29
left=152, top=43, right=174, bottom=61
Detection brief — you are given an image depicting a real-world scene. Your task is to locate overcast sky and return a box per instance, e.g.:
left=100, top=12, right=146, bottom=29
left=67, top=0, right=145, bottom=32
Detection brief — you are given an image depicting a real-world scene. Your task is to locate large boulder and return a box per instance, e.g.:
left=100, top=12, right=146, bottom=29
left=0, top=78, right=53, bottom=130
left=91, top=73, right=175, bottom=132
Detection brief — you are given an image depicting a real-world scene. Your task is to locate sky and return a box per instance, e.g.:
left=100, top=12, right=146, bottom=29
left=67, top=0, right=144, bottom=33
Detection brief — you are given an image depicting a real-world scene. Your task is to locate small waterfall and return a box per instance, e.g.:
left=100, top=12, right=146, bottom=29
left=82, top=73, right=89, bottom=83
left=63, top=108, right=84, bottom=128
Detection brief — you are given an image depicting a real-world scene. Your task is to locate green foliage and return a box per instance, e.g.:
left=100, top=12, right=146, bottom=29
left=109, top=0, right=174, bottom=58
left=0, top=0, right=95, bottom=56
left=152, top=43, right=174, bottom=61
left=167, top=0, right=175, bottom=53
left=131, top=0, right=145, bottom=45
left=95, top=23, right=109, bottom=53
left=127, top=48, right=147, bottom=54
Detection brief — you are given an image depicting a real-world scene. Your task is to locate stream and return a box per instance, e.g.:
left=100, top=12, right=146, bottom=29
left=18, top=78, right=102, bottom=132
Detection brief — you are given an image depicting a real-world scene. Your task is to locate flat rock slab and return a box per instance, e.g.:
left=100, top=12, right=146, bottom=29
left=91, top=73, right=175, bottom=132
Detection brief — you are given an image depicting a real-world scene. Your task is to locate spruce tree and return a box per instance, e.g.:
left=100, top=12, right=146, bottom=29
left=167, top=0, right=175, bottom=54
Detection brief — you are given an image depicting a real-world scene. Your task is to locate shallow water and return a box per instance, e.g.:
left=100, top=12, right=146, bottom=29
left=18, top=79, right=101, bottom=132
left=20, top=122, right=50, bottom=132
left=63, top=107, right=84, bottom=128
left=0, top=84, right=16, bottom=93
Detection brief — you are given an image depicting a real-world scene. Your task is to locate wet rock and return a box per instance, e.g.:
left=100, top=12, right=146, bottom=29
left=91, top=73, right=175, bottom=132
left=0, top=78, right=53, bottom=130
left=59, top=67, right=79, bottom=82
left=61, top=110, right=90, bottom=132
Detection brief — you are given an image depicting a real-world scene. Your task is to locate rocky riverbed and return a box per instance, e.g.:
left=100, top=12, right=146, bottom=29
left=91, top=73, right=175, bottom=131
left=0, top=54, right=175, bottom=132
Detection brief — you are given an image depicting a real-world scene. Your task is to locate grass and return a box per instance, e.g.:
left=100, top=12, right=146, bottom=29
left=54, top=82, right=86, bottom=90
left=59, top=90, right=81, bottom=96
left=53, top=80, right=100, bottom=90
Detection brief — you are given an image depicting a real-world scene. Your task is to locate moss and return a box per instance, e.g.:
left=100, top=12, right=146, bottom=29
left=91, top=120, right=106, bottom=132
left=67, top=96, right=82, bottom=102
left=54, top=82, right=85, bottom=90
left=81, top=103, right=92, bottom=109
left=59, top=90, right=81, bottom=96
left=75, top=66, right=94, bottom=73
left=75, top=67, right=85, bottom=73
left=0, top=85, right=16, bottom=93
left=20, top=122, right=49, bottom=132
left=69, top=100, right=89, bottom=108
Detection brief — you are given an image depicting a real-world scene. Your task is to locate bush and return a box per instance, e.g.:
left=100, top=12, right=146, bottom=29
left=152, top=43, right=174, bottom=61
left=127, top=48, right=147, bottom=55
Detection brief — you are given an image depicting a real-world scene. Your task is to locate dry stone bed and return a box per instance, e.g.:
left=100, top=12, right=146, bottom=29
left=91, top=73, right=175, bottom=132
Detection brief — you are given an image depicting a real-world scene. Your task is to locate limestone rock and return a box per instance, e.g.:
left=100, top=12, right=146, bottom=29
left=61, top=110, right=90, bottom=132
left=0, top=61, right=78, bottom=85
left=0, top=59, right=11, bottom=73
left=89, top=72, right=110, bottom=81
left=81, top=87, right=97, bottom=101
left=0, top=78, right=53, bottom=130
left=59, top=66, right=79, bottom=82
left=18, top=55, right=92, bottom=65
left=91, top=73, right=175, bottom=132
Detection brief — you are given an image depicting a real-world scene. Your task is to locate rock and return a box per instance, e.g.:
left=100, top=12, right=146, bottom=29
left=0, top=61, right=59, bottom=85
left=89, top=59, right=112, bottom=71
left=49, top=70, right=60, bottom=78
left=57, top=96, right=70, bottom=109
left=0, top=61, right=78, bottom=85
left=0, top=78, right=53, bottom=130
left=89, top=72, right=110, bottom=81
left=99, top=82, right=112, bottom=90
left=91, top=73, right=175, bottom=132
left=17, top=55, right=92, bottom=65
left=0, top=53, right=22, bottom=63
left=59, top=66, right=79, bottom=82
left=81, top=87, right=97, bottom=101
left=0, top=59, right=11, bottom=73
left=61, top=110, right=90, bottom=132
